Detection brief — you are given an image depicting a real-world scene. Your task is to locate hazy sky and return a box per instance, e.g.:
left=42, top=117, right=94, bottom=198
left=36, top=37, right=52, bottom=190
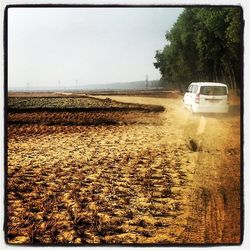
left=8, top=7, right=183, bottom=89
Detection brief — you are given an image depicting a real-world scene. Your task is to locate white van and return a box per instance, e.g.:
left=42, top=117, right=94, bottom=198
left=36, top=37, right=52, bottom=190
left=183, top=82, right=229, bottom=113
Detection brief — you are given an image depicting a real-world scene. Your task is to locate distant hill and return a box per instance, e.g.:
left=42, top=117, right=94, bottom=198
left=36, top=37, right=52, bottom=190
left=8, top=80, right=160, bottom=92
left=80, top=80, right=157, bottom=91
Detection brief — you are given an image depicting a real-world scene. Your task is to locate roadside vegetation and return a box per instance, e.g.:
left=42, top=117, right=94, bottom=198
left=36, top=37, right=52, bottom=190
left=154, top=7, right=242, bottom=91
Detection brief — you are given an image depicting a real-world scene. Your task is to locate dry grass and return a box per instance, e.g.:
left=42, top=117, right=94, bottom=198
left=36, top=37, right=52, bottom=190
left=7, top=122, right=191, bottom=244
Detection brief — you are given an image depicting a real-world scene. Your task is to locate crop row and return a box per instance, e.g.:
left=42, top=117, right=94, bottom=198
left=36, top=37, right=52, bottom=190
left=8, top=97, right=164, bottom=112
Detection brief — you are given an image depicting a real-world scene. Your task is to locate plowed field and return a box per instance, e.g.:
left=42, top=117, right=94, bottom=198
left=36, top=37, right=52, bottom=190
left=6, top=92, right=241, bottom=245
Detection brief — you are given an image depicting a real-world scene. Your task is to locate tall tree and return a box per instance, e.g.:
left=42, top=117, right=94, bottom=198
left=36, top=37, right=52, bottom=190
left=154, top=7, right=242, bottom=90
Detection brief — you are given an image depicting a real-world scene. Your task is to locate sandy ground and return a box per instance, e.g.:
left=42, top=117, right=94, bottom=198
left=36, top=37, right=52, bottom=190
left=7, top=94, right=241, bottom=244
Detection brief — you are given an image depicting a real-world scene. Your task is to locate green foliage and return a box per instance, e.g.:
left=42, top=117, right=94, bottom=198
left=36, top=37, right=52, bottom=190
left=154, top=7, right=242, bottom=90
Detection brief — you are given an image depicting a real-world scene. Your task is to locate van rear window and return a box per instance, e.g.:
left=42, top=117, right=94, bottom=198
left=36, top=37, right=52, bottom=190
left=200, top=86, right=227, bottom=95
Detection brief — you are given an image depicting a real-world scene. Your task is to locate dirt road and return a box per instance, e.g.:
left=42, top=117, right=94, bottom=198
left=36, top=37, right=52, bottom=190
left=7, top=93, right=241, bottom=244
left=97, top=94, right=242, bottom=244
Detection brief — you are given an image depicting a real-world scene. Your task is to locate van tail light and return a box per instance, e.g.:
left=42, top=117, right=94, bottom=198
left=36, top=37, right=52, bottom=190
left=195, top=94, right=200, bottom=103
left=227, top=94, right=230, bottom=104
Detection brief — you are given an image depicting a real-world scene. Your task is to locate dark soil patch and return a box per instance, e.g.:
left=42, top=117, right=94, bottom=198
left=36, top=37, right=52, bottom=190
left=8, top=96, right=164, bottom=113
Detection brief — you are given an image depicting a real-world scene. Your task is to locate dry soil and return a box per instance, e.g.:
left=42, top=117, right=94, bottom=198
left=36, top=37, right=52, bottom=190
left=7, top=93, right=241, bottom=245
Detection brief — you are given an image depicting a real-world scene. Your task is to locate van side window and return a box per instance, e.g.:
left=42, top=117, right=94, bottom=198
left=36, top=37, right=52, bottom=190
left=188, top=85, right=193, bottom=92
left=192, top=85, right=198, bottom=93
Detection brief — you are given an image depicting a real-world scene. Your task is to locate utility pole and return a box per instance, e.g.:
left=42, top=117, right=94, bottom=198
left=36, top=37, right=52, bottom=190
left=58, top=80, right=61, bottom=92
left=26, top=82, right=30, bottom=92
left=145, top=74, right=149, bottom=88
left=75, top=80, right=78, bottom=92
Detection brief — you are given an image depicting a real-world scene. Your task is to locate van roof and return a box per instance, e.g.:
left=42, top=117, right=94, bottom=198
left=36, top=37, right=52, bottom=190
left=191, top=82, right=228, bottom=87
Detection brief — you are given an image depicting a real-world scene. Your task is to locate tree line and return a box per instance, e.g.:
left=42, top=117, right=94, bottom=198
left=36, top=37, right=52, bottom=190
left=154, top=7, right=242, bottom=91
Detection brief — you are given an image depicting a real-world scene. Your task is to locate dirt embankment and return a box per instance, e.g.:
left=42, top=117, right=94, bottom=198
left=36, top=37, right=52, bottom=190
left=7, top=92, right=241, bottom=244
